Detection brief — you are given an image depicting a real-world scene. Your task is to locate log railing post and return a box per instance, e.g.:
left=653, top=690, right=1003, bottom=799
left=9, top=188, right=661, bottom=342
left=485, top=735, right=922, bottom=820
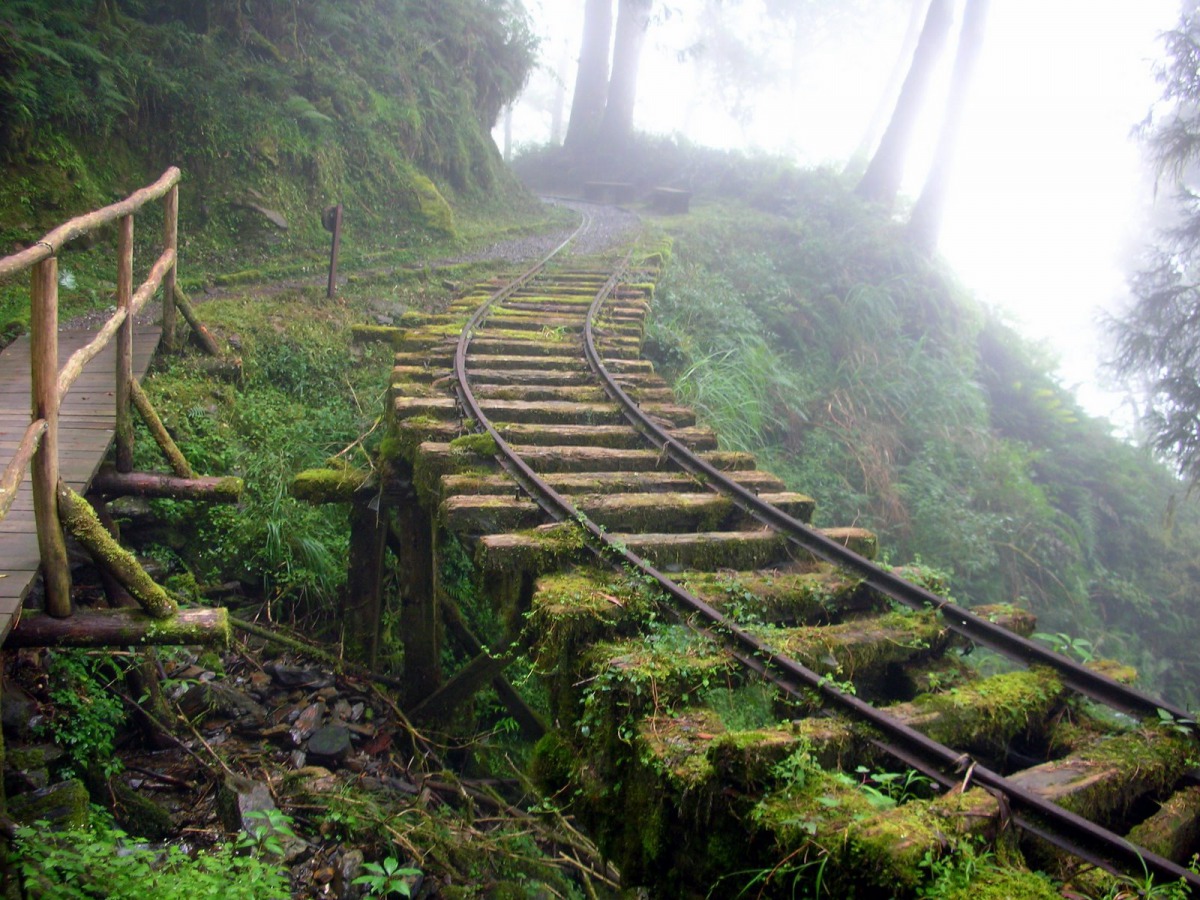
left=115, top=215, right=134, bottom=472
left=30, top=258, right=71, bottom=617
left=162, top=185, right=178, bottom=352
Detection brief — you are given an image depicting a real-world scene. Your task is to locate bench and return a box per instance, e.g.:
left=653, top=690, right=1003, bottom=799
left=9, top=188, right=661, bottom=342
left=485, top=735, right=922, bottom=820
left=650, top=187, right=691, bottom=214
left=583, top=181, right=636, bottom=204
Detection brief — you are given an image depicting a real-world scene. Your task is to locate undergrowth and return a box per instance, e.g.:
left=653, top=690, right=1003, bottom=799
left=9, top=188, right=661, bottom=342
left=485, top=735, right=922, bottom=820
left=622, top=160, right=1200, bottom=708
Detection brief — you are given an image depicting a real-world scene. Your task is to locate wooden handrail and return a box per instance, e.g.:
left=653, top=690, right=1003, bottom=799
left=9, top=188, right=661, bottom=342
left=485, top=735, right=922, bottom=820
left=0, top=168, right=183, bottom=622
left=0, top=419, right=47, bottom=520
left=0, top=167, right=181, bottom=281
left=56, top=247, right=175, bottom=402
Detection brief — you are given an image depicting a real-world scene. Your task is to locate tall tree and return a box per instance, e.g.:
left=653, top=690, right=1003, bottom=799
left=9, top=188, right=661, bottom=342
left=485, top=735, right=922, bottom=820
left=1110, top=6, right=1200, bottom=484
left=855, top=0, right=954, bottom=209
left=907, top=0, right=991, bottom=251
left=847, top=0, right=932, bottom=173
left=563, top=0, right=613, bottom=152
left=595, top=0, right=652, bottom=150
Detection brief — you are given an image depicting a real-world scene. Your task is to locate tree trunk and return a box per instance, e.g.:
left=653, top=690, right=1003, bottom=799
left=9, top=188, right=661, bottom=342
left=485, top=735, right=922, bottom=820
left=563, top=0, right=614, bottom=153
left=550, top=37, right=571, bottom=144
left=908, top=0, right=991, bottom=252
left=596, top=0, right=652, bottom=152
left=855, top=0, right=954, bottom=209
left=846, top=0, right=932, bottom=175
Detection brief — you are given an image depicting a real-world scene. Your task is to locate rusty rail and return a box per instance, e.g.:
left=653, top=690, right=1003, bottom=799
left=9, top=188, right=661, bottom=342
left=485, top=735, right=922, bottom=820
left=449, top=237, right=1200, bottom=890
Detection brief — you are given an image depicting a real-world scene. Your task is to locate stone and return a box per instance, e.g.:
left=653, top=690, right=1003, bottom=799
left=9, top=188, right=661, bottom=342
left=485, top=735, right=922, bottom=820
left=8, top=779, right=91, bottom=828
left=2, top=683, right=38, bottom=740
left=307, top=725, right=352, bottom=764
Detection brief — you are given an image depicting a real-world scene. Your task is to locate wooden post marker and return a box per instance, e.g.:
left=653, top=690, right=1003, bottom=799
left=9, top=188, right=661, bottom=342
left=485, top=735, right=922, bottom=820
left=323, top=203, right=343, bottom=299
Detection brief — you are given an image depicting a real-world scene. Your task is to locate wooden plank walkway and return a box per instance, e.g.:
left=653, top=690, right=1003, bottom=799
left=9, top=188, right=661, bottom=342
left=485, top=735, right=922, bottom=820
left=0, top=326, right=161, bottom=640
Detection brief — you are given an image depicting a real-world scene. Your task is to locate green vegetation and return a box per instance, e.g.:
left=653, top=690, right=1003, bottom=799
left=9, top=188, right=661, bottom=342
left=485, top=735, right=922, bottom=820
left=13, top=811, right=291, bottom=899
left=596, top=141, right=1200, bottom=707
left=0, top=0, right=540, bottom=326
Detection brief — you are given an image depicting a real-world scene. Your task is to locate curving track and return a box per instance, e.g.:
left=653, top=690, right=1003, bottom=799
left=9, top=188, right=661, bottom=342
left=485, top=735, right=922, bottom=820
left=389, top=211, right=1200, bottom=894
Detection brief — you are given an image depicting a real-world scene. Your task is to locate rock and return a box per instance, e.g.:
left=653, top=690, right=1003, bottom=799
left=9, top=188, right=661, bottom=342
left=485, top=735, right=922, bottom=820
left=108, top=779, right=175, bottom=841
left=2, top=683, right=39, bottom=740
left=8, top=779, right=91, bottom=828
left=290, top=701, right=325, bottom=744
left=216, top=775, right=309, bottom=863
left=230, top=199, right=288, bottom=230
left=307, top=725, right=352, bottom=765
left=176, top=682, right=268, bottom=726
left=265, top=663, right=333, bottom=689
left=337, top=849, right=364, bottom=899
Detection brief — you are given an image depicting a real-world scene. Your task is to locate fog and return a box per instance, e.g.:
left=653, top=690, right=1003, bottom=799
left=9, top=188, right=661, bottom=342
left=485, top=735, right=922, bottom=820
left=501, top=0, right=1180, bottom=428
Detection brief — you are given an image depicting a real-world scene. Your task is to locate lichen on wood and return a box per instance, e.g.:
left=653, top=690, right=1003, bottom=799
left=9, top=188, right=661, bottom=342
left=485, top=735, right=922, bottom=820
left=57, top=481, right=178, bottom=618
left=290, top=466, right=370, bottom=503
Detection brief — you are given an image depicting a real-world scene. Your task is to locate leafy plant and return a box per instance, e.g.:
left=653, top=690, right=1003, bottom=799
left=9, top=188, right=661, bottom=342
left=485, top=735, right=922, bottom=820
left=353, top=856, right=423, bottom=899
left=12, top=815, right=290, bottom=899
left=236, top=809, right=299, bottom=859
left=36, top=650, right=128, bottom=777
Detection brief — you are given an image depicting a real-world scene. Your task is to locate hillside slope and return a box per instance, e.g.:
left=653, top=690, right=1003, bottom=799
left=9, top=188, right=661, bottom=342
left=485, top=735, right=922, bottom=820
left=0, top=0, right=535, bottom=273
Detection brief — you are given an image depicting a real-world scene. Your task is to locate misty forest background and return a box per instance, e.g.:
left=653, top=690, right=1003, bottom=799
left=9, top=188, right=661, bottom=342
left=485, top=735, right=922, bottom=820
left=2, top=0, right=1200, bottom=713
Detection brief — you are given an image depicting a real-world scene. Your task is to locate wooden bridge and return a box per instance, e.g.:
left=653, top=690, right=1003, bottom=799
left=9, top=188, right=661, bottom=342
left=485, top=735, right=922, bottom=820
left=0, top=326, right=161, bottom=637
left=0, top=168, right=233, bottom=649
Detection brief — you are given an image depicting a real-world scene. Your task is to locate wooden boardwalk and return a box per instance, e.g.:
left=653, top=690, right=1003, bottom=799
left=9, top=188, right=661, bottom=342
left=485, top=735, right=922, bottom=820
left=0, top=326, right=161, bottom=640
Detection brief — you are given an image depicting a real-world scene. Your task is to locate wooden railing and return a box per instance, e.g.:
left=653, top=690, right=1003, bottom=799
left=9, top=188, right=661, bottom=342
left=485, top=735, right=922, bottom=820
left=0, top=168, right=182, bottom=619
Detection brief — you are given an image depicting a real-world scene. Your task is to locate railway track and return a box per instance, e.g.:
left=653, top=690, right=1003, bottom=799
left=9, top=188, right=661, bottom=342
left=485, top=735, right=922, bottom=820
left=386, top=215, right=1200, bottom=897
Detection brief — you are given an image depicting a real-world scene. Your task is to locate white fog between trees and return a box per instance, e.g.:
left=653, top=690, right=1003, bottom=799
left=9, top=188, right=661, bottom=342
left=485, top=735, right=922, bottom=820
left=501, top=0, right=1178, bottom=432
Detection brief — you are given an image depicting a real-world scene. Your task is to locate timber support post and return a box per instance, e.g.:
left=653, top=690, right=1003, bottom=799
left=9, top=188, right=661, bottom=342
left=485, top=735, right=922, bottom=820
left=162, top=184, right=178, bottom=351
left=393, top=498, right=441, bottom=703
left=30, top=257, right=71, bottom=618
left=115, top=214, right=135, bottom=473
left=346, top=501, right=387, bottom=669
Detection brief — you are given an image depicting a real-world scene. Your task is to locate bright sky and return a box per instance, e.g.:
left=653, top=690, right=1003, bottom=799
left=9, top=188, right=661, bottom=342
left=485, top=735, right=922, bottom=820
left=506, top=0, right=1181, bottom=426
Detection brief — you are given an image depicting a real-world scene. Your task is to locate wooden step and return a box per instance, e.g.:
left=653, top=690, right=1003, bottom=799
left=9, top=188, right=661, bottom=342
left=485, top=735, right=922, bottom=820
left=674, top=567, right=879, bottom=625
left=440, top=469, right=785, bottom=497
left=466, top=368, right=666, bottom=389
left=393, top=396, right=695, bottom=428
left=439, top=490, right=816, bottom=535
left=477, top=527, right=799, bottom=575
left=412, top=440, right=755, bottom=476
left=392, top=419, right=717, bottom=453
left=470, top=383, right=676, bottom=403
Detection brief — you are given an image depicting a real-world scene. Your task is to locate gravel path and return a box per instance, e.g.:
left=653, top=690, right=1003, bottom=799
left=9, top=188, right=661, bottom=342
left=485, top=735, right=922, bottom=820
left=431, top=198, right=642, bottom=266
left=57, top=199, right=641, bottom=333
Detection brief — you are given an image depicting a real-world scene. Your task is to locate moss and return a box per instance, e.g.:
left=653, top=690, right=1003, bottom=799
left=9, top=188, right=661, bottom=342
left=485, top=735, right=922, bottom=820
left=1126, top=784, right=1200, bottom=862
left=448, top=432, right=499, bottom=457
left=749, top=609, right=948, bottom=680
left=529, top=732, right=576, bottom=795
left=925, top=866, right=1062, bottom=900
left=676, top=567, right=869, bottom=625
left=351, top=324, right=402, bottom=344
left=899, top=667, right=1065, bottom=754
left=1085, top=657, right=1139, bottom=684
left=841, top=801, right=946, bottom=894
left=1024, top=728, right=1194, bottom=825
left=409, top=171, right=455, bottom=235
left=290, top=467, right=368, bottom=503
left=474, top=521, right=589, bottom=576
left=708, top=726, right=807, bottom=790
left=576, top=629, right=735, bottom=736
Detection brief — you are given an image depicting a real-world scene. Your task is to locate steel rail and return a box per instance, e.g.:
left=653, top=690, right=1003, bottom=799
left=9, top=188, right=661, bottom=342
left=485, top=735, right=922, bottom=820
left=581, top=272, right=1198, bottom=730
left=451, top=254, right=1200, bottom=888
